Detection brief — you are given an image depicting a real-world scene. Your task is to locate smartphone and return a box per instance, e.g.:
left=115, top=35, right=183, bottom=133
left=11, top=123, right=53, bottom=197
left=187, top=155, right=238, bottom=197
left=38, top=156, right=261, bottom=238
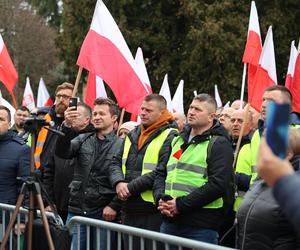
left=265, top=101, right=290, bottom=159
left=69, top=97, right=78, bottom=110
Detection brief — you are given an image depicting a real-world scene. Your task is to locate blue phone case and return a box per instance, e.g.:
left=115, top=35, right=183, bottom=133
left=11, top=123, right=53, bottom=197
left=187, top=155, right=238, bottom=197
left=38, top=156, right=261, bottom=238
left=265, top=101, right=290, bottom=159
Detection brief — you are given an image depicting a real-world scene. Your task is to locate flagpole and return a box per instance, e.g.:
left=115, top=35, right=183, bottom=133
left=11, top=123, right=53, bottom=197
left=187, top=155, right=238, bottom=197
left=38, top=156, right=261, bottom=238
left=10, top=91, right=17, bottom=108
left=72, top=67, right=83, bottom=97
left=118, top=108, right=125, bottom=130
left=239, top=63, right=247, bottom=109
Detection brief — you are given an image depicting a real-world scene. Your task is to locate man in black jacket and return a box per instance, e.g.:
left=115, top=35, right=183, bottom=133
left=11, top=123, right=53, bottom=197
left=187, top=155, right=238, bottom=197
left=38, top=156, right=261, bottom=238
left=154, top=94, right=233, bottom=245
left=110, top=94, right=177, bottom=250
left=43, top=102, right=93, bottom=222
left=55, top=97, right=122, bottom=250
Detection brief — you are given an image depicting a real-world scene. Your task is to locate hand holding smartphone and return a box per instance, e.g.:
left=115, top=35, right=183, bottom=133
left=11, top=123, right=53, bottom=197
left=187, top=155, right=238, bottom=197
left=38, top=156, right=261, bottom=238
left=69, top=97, right=78, bottom=110
left=265, top=101, right=290, bottom=159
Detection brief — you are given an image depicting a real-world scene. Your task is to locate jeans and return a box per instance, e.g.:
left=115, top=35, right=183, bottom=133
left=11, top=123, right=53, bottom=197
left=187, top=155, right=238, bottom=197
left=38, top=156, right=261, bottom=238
left=67, top=211, right=107, bottom=250
left=160, top=221, right=219, bottom=249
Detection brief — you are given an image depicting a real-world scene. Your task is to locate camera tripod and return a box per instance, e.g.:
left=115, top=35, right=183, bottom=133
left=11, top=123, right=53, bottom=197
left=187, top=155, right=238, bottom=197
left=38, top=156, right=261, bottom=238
left=0, top=127, right=55, bottom=250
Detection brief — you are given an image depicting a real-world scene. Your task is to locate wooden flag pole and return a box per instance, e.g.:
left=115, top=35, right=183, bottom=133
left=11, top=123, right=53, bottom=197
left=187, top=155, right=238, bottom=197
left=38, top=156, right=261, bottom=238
left=239, top=63, right=247, bottom=109
left=232, top=104, right=250, bottom=169
left=72, top=67, right=83, bottom=97
left=118, top=108, right=125, bottom=131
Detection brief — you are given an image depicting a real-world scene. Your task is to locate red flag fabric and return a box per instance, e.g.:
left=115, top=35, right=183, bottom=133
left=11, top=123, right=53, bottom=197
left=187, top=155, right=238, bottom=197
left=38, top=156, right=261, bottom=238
left=77, top=1, right=148, bottom=115
left=285, top=41, right=298, bottom=90
left=0, top=34, right=18, bottom=93
left=242, top=1, right=262, bottom=102
left=290, top=54, right=300, bottom=112
left=250, top=26, right=277, bottom=111
left=85, top=72, right=108, bottom=108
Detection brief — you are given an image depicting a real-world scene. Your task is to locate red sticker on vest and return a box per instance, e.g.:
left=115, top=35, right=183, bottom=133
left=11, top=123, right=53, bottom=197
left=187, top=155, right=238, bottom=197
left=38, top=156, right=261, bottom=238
left=173, top=149, right=183, bottom=160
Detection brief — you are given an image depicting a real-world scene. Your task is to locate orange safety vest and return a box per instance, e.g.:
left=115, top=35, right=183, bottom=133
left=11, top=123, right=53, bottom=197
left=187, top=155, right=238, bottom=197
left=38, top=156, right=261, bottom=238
left=34, top=113, right=52, bottom=169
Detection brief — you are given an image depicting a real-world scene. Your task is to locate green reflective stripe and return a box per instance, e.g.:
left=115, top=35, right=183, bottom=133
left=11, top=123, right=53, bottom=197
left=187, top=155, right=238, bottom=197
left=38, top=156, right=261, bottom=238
left=167, top=163, right=207, bottom=175
left=143, top=163, right=156, bottom=171
left=165, top=182, right=197, bottom=193
left=122, top=158, right=127, bottom=166
left=251, top=165, right=257, bottom=173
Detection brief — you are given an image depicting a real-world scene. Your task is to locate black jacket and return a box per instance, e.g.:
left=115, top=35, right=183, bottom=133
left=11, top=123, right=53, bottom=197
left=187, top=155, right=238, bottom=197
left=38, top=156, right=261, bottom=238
left=153, top=120, right=234, bottom=230
left=237, top=179, right=300, bottom=250
left=55, top=127, right=123, bottom=215
left=43, top=124, right=94, bottom=212
left=109, top=122, right=178, bottom=214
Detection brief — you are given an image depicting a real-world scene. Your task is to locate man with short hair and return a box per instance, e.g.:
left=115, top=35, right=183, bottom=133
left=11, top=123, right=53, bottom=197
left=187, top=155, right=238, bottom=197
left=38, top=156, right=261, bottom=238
left=110, top=94, right=177, bottom=250
left=219, top=107, right=235, bottom=133
left=0, top=105, right=30, bottom=239
left=34, top=82, right=74, bottom=176
left=56, top=97, right=122, bottom=250
left=10, top=106, right=30, bottom=140
left=154, top=94, right=234, bottom=244
left=43, top=102, right=94, bottom=222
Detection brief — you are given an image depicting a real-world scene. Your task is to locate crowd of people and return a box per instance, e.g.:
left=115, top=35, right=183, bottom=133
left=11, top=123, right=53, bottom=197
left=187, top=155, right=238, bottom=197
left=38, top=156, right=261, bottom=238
left=1, top=82, right=300, bottom=250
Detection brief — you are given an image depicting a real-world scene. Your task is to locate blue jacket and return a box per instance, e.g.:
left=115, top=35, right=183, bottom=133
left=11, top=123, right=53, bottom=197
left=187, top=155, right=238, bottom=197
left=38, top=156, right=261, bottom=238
left=273, top=174, right=300, bottom=232
left=0, top=131, right=30, bottom=205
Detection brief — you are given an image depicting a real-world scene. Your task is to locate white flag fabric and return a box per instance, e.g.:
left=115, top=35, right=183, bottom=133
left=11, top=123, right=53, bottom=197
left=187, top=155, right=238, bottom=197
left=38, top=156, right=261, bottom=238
left=134, top=47, right=152, bottom=93
left=214, top=84, right=223, bottom=108
left=96, top=75, right=107, bottom=98
left=22, top=77, right=35, bottom=111
left=159, top=74, right=172, bottom=112
left=172, top=80, right=184, bottom=114
left=0, top=90, right=15, bottom=125
left=37, top=78, right=53, bottom=107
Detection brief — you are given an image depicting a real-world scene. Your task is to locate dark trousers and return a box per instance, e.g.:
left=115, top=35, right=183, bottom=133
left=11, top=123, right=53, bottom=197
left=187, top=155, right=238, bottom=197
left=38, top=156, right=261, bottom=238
left=122, top=212, right=163, bottom=250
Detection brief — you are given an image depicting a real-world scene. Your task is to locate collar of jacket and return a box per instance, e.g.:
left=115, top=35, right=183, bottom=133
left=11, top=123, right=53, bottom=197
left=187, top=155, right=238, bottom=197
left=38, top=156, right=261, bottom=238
left=96, top=129, right=117, bottom=142
left=0, top=130, right=14, bottom=142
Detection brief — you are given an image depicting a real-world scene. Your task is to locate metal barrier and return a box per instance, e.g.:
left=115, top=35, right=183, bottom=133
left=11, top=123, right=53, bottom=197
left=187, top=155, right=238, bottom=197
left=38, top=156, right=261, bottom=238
left=67, top=216, right=235, bottom=250
left=0, top=202, right=235, bottom=250
left=0, top=203, right=57, bottom=250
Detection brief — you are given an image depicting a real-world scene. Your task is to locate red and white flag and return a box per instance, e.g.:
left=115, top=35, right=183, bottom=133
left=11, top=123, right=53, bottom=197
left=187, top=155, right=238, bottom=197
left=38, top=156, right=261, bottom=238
left=0, top=90, right=15, bottom=125
left=0, top=34, right=18, bottom=93
left=242, top=1, right=262, bottom=102
left=77, top=1, right=148, bottom=115
left=85, top=72, right=107, bottom=108
left=22, top=77, right=35, bottom=111
left=172, top=80, right=184, bottom=114
left=285, top=41, right=298, bottom=89
left=134, top=47, right=152, bottom=93
left=37, top=77, right=53, bottom=107
left=290, top=52, right=300, bottom=112
left=159, top=74, right=172, bottom=112
left=250, top=26, right=277, bottom=111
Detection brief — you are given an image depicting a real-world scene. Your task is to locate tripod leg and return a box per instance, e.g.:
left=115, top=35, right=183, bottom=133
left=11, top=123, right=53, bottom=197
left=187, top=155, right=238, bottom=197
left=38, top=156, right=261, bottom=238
left=0, top=192, right=25, bottom=250
left=35, top=193, right=55, bottom=250
left=26, top=191, right=34, bottom=250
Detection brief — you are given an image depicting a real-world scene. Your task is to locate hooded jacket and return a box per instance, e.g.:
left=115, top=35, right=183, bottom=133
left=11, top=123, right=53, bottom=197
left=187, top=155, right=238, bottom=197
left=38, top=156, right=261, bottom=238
left=153, top=120, right=234, bottom=230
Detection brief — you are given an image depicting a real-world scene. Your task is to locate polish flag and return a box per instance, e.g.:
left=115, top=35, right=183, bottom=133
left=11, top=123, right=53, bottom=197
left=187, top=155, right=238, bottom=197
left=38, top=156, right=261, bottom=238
left=135, top=47, right=152, bottom=93
left=285, top=41, right=298, bottom=90
left=242, top=1, right=262, bottom=102
left=85, top=72, right=107, bottom=108
left=0, top=34, right=18, bottom=93
left=214, top=84, right=222, bottom=108
left=172, top=80, right=184, bottom=114
left=290, top=53, right=300, bottom=112
left=22, top=77, right=35, bottom=111
left=250, top=26, right=277, bottom=111
left=37, top=77, right=53, bottom=107
left=77, top=1, right=148, bottom=115
left=159, top=74, right=172, bottom=112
